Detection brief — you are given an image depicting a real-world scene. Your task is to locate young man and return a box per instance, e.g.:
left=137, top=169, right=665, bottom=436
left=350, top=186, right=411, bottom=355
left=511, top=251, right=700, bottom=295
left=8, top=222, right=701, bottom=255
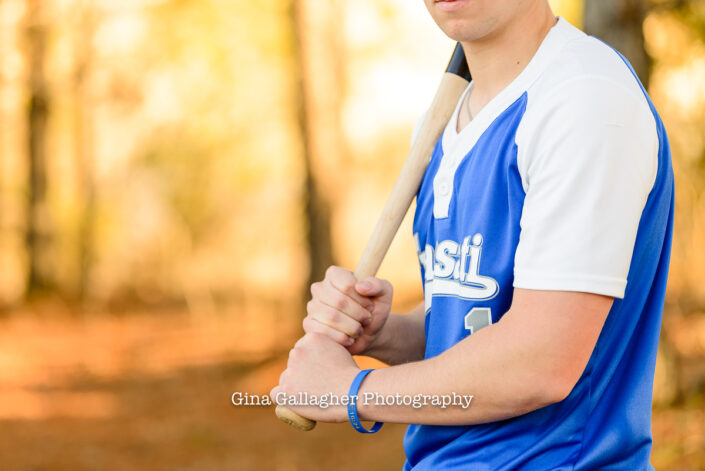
left=271, top=0, right=674, bottom=469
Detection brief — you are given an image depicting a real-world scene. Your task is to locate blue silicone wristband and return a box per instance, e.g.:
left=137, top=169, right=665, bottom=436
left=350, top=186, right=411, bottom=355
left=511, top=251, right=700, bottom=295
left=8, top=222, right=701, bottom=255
left=347, top=369, right=383, bottom=434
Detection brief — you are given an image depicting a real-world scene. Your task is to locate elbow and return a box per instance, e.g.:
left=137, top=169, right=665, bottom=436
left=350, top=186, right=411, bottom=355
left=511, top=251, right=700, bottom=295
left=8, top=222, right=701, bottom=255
left=545, top=376, right=577, bottom=405
left=535, top=367, right=581, bottom=407
left=508, top=368, right=578, bottom=416
left=522, top=343, right=589, bottom=408
left=516, top=353, right=584, bottom=410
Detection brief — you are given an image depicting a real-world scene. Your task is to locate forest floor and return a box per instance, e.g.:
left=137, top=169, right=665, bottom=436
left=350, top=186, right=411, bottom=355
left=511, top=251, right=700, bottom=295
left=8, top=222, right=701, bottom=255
left=0, top=305, right=702, bottom=471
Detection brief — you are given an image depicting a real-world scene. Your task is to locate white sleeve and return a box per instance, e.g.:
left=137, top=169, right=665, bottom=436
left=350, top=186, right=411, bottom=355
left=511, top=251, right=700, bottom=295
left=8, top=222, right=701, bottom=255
left=513, top=76, right=658, bottom=299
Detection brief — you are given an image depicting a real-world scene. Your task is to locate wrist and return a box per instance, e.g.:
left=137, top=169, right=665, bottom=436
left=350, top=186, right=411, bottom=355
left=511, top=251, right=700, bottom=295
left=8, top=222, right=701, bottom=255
left=338, top=366, right=362, bottom=422
left=354, top=368, right=378, bottom=422
left=348, top=368, right=383, bottom=432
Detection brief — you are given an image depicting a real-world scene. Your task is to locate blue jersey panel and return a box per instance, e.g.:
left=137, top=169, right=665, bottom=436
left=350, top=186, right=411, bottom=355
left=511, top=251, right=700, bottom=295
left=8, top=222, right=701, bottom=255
left=403, top=55, right=674, bottom=470
left=414, top=94, right=528, bottom=360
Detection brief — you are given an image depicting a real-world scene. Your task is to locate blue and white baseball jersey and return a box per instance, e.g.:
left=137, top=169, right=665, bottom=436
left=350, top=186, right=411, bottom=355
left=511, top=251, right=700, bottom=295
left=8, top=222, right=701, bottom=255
left=404, top=18, right=674, bottom=470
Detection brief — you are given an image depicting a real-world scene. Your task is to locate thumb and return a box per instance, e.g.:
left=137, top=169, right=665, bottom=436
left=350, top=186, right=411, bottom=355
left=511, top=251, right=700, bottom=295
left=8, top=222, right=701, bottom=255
left=355, top=277, right=387, bottom=297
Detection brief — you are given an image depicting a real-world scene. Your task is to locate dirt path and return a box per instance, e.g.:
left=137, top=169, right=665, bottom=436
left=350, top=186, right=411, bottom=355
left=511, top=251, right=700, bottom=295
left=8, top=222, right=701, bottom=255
left=0, top=310, right=701, bottom=470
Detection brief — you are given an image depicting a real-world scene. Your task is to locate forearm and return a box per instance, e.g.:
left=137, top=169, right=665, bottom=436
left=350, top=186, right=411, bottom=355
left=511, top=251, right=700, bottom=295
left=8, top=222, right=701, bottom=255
left=363, top=302, right=426, bottom=365
left=273, top=290, right=610, bottom=426
left=357, top=310, right=567, bottom=425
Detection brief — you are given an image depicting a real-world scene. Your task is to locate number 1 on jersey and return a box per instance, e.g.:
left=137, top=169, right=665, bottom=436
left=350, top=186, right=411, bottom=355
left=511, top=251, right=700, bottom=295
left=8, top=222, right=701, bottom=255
left=464, top=307, right=492, bottom=334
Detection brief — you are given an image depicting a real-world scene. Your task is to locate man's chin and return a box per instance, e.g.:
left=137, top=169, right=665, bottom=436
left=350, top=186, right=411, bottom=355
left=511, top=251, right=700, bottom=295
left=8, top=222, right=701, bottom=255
left=436, top=21, right=486, bottom=43
left=433, top=13, right=501, bottom=44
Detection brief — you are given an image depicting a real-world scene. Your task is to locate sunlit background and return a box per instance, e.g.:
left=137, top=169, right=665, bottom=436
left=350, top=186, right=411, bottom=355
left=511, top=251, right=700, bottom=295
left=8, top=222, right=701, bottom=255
left=0, top=0, right=703, bottom=469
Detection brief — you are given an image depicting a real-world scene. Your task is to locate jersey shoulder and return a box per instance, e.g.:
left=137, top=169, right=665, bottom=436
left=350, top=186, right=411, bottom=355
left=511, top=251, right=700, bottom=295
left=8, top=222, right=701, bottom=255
left=517, top=25, right=659, bottom=190
left=528, top=27, right=649, bottom=105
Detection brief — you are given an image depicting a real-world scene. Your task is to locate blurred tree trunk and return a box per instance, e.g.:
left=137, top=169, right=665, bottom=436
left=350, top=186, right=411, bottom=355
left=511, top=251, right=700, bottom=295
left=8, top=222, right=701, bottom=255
left=585, top=0, right=685, bottom=404
left=584, top=0, right=651, bottom=87
left=72, top=2, right=96, bottom=301
left=290, top=0, right=345, bottom=304
left=24, top=0, right=53, bottom=295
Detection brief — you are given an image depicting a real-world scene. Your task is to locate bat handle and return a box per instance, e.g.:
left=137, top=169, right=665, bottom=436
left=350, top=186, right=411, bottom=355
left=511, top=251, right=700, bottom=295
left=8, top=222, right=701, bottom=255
left=275, top=404, right=316, bottom=431
left=275, top=43, right=469, bottom=432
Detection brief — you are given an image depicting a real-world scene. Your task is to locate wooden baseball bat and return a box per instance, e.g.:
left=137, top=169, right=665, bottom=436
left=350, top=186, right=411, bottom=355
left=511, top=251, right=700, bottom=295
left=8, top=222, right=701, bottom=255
left=275, top=43, right=471, bottom=432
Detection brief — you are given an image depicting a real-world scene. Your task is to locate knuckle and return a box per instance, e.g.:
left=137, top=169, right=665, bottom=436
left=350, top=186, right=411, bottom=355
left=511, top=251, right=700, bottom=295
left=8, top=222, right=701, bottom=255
left=326, top=308, right=341, bottom=325
left=334, top=295, right=347, bottom=311
left=294, top=336, right=307, bottom=349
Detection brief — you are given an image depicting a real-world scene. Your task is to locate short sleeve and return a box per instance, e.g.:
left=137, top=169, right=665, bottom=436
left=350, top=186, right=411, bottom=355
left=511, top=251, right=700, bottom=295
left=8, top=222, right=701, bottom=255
left=513, top=76, right=658, bottom=299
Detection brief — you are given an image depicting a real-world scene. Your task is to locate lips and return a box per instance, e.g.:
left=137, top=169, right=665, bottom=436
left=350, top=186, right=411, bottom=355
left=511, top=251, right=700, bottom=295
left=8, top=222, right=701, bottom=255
left=434, top=0, right=469, bottom=12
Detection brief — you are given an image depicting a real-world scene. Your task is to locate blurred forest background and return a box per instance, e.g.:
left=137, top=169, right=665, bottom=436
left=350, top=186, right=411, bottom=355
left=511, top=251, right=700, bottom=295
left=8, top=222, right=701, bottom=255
left=0, top=0, right=703, bottom=469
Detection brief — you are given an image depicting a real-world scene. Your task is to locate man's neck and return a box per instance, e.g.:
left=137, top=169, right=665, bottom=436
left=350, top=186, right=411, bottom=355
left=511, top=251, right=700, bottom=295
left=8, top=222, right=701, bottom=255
left=460, top=6, right=557, bottom=115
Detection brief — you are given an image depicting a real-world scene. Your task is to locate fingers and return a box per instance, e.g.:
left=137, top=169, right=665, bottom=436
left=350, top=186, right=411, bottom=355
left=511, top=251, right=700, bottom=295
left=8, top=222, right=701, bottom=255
left=304, top=266, right=392, bottom=347
left=303, top=315, right=356, bottom=346
left=355, top=276, right=393, bottom=299
left=305, top=299, right=363, bottom=338
left=311, top=280, right=372, bottom=325
left=324, top=266, right=375, bottom=312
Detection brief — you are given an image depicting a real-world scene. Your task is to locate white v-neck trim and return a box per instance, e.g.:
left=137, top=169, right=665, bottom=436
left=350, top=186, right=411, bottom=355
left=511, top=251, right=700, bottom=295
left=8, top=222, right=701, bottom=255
left=433, top=17, right=578, bottom=219
left=454, top=83, right=474, bottom=133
